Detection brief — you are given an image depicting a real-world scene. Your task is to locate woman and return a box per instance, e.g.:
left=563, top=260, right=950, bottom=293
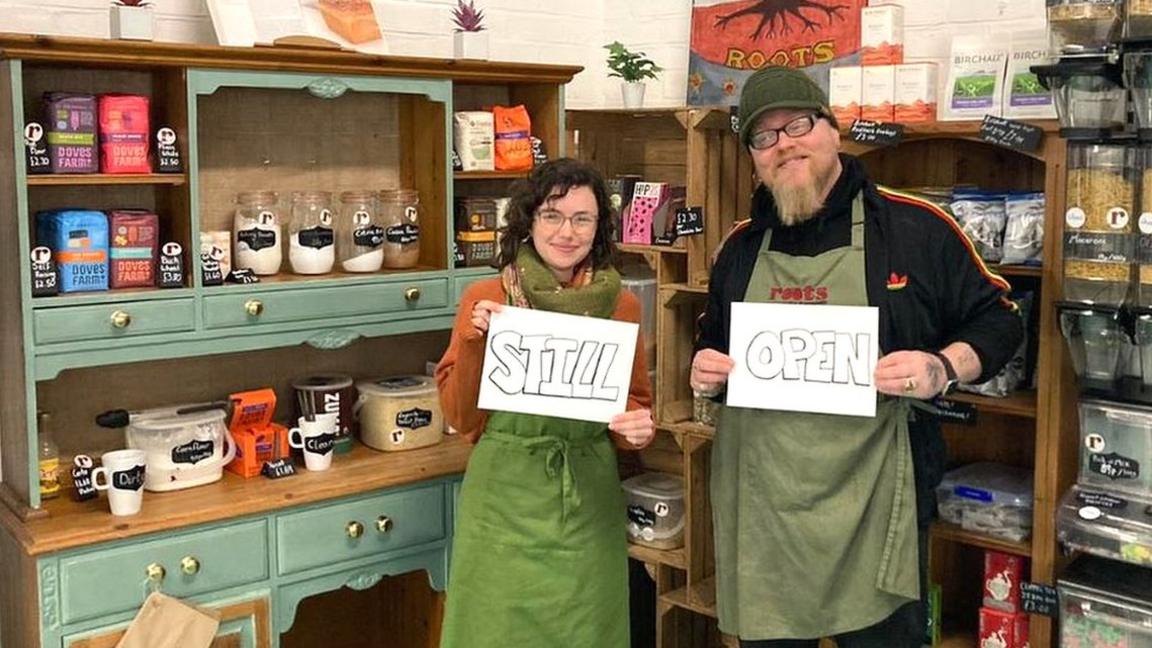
left=436, top=158, right=655, bottom=648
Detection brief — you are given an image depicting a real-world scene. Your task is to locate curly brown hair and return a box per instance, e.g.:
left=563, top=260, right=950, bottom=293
left=495, top=158, right=618, bottom=270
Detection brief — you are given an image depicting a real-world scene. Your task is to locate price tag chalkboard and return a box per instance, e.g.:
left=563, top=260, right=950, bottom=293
left=30, top=246, right=59, bottom=297
left=675, top=207, right=705, bottom=237
left=227, top=268, right=260, bottom=284
left=1019, top=582, right=1059, bottom=618
left=24, top=122, right=50, bottom=174
left=849, top=120, right=905, bottom=147
left=71, top=454, right=98, bottom=502
left=158, top=242, right=184, bottom=288
left=980, top=116, right=1043, bottom=153
left=928, top=397, right=978, bottom=426
left=154, top=126, right=183, bottom=173
left=200, top=253, right=223, bottom=286
left=262, top=458, right=296, bottom=479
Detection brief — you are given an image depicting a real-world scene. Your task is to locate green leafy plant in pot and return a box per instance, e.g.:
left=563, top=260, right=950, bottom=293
left=604, top=41, right=663, bottom=108
left=452, top=0, right=488, bottom=60
left=110, top=0, right=155, bottom=41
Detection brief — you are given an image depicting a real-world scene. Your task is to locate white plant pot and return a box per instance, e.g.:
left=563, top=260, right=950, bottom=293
left=453, top=31, right=489, bottom=60
left=110, top=4, right=154, bottom=41
left=621, top=82, right=646, bottom=109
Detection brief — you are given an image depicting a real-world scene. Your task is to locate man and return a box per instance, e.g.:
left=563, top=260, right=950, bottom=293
left=690, top=66, right=1023, bottom=647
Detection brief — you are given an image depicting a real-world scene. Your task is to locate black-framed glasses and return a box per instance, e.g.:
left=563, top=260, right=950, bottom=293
left=748, top=113, right=822, bottom=151
left=535, top=210, right=598, bottom=234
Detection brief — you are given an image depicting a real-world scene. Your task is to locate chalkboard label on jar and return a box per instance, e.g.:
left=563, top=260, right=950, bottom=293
left=1065, top=231, right=1134, bottom=264
left=1019, top=582, right=1058, bottom=617
left=980, top=116, right=1043, bottom=153
left=849, top=119, right=905, bottom=147
left=159, top=242, right=184, bottom=289
left=1089, top=452, right=1140, bottom=481
left=354, top=225, right=385, bottom=248
left=171, top=439, right=214, bottom=465
left=627, top=504, right=656, bottom=527
left=237, top=228, right=277, bottom=251
left=1076, top=490, right=1127, bottom=510
left=154, top=126, right=183, bottom=173
left=297, top=226, right=334, bottom=249
left=24, top=122, right=50, bottom=174
left=71, top=454, right=98, bottom=502
left=396, top=408, right=433, bottom=430
left=385, top=224, right=420, bottom=245
left=30, top=246, right=59, bottom=297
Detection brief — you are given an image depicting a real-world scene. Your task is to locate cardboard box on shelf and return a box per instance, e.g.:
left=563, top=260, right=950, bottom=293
left=894, top=63, right=937, bottom=123
left=861, top=4, right=904, bottom=66
left=829, top=66, right=862, bottom=124
left=861, top=65, right=896, bottom=122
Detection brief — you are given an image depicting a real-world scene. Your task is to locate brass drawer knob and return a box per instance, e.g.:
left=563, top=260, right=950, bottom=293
left=244, top=299, right=264, bottom=317
left=180, top=556, right=201, bottom=575
left=346, top=521, right=364, bottom=539
left=376, top=516, right=393, bottom=533
left=145, top=563, right=166, bottom=582
left=404, top=288, right=421, bottom=302
left=110, top=310, right=132, bottom=329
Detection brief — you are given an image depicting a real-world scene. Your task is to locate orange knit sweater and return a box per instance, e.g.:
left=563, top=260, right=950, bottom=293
left=435, top=277, right=654, bottom=450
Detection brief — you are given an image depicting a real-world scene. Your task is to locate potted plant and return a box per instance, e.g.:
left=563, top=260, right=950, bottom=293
left=604, top=41, right=662, bottom=108
left=110, top=0, right=154, bottom=41
left=452, top=0, right=488, bottom=60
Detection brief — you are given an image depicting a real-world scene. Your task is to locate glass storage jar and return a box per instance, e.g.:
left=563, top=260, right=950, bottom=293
left=288, top=191, right=335, bottom=275
left=233, top=190, right=282, bottom=276
left=379, top=189, right=421, bottom=269
left=337, top=190, right=383, bottom=273
left=1047, top=0, right=1123, bottom=53
left=1063, top=143, right=1136, bottom=306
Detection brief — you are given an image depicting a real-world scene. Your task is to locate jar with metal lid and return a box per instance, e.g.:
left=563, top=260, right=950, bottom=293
left=337, top=190, right=383, bottom=273
left=233, top=191, right=282, bottom=276
left=1064, top=143, right=1137, bottom=306
left=378, top=189, right=421, bottom=269
left=288, top=191, right=335, bottom=275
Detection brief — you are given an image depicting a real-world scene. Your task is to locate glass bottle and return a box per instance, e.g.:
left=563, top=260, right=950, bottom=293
left=378, top=189, right=421, bottom=269
left=288, top=191, right=335, bottom=275
left=233, top=191, right=282, bottom=276
left=38, top=411, right=61, bottom=500
left=338, top=191, right=383, bottom=273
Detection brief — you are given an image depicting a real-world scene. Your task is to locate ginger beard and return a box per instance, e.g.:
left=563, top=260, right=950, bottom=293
left=763, top=150, right=839, bottom=226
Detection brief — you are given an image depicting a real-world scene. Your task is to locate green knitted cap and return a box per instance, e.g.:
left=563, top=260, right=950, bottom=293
left=738, top=66, right=837, bottom=146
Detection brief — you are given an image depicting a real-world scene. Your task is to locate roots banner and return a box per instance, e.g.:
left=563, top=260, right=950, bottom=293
left=687, top=0, right=867, bottom=106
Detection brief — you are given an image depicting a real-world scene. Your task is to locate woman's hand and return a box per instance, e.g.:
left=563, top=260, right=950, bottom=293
left=690, top=348, right=735, bottom=396
left=470, top=299, right=503, bottom=336
left=874, top=350, right=947, bottom=399
left=610, top=408, right=655, bottom=448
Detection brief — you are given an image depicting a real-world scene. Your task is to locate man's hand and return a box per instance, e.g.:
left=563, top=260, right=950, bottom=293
left=691, top=349, right=736, bottom=396
left=874, top=350, right=948, bottom=399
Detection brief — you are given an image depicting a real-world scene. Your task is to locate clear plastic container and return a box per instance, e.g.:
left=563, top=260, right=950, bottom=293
left=233, top=191, right=282, bottom=276
left=355, top=376, right=443, bottom=452
left=379, top=189, right=421, bottom=269
left=288, top=191, right=334, bottom=275
left=124, top=408, right=236, bottom=492
left=622, top=472, right=685, bottom=549
left=1059, top=307, right=1125, bottom=386
left=1047, top=0, right=1123, bottom=53
left=337, top=190, right=383, bottom=273
left=1059, top=555, right=1152, bottom=648
left=1079, top=400, right=1152, bottom=497
left=1058, top=485, right=1152, bottom=566
left=1064, top=143, right=1136, bottom=305
left=1128, top=53, right=1152, bottom=135
left=1036, top=59, right=1126, bottom=135
left=936, top=462, right=1034, bottom=542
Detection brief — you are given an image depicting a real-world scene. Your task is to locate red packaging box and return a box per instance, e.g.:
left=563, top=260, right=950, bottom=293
left=979, top=607, right=1029, bottom=648
left=226, top=388, right=290, bottom=478
left=98, top=94, right=150, bottom=173
left=983, top=550, right=1025, bottom=612
left=109, top=210, right=158, bottom=288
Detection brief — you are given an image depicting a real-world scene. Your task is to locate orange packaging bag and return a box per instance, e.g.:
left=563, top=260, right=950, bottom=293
left=493, top=105, right=533, bottom=171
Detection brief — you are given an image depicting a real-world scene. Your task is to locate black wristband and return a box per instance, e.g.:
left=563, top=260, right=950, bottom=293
left=929, top=351, right=959, bottom=395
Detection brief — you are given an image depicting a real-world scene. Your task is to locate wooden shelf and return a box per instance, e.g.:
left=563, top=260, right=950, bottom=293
left=453, top=170, right=527, bottom=180
left=660, top=419, right=715, bottom=439
left=839, top=120, right=1059, bottom=138
left=990, top=264, right=1043, bottom=279
left=662, top=282, right=708, bottom=295
left=658, top=576, right=717, bottom=618
left=618, top=243, right=687, bottom=255
left=946, top=390, right=1037, bottom=419
left=26, top=173, right=186, bottom=186
left=628, top=542, right=687, bottom=569
left=930, top=521, right=1031, bottom=557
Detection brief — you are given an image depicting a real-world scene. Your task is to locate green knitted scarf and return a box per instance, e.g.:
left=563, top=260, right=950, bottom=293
left=501, top=246, right=620, bottom=319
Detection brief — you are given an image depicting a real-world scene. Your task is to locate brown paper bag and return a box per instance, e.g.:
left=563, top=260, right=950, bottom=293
left=116, top=592, right=221, bottom=648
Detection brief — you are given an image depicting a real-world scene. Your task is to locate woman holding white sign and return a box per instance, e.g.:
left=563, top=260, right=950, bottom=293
left=436, top=158, right=654, bottom=648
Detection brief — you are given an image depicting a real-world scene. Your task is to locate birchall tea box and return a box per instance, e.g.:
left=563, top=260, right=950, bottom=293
left=43, top=93, right=97, bottom=174
left=829, top=66, right=862, bottom=124
left=861, top=4, right=904, bottom=66
left=36, top=210, right=109, bottom=293
left=894, top=63, right=938, bottom=123
left=861, top=65, right=896, bottom=122
left=109, top=210, right=159, bottom=288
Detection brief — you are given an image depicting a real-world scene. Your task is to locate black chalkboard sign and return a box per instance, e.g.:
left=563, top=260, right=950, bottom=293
left=396, top=408, right=433, bottom=429
left=30, top=246, right=59, bottom=297
left=158, top=242, right=184, bottom=288
left=227, top=268, right=260, bottom=284
left=262, top=458, right=296, bottom=479
left=71, top=454, right=98, bottom=502
left=1089, top=452, right=1141, bottom=481
left=171, top=439, right=214, bottom=465
left=675, top=207, right=705, bottom=237
left=24, top=122, right=50, bottom=174
left=1019, top=581, right=1059, bottom=617
left=980, top=116, right=1043, bottom=153
left=849, top=120, right=905, bottom=147
left=928, top=397, right=978, bottom=426
left=154, top=126, right=183, bottom=173
left=627, top=504, right=656, bottom=527
left=200, top=253, right=223, bottom=286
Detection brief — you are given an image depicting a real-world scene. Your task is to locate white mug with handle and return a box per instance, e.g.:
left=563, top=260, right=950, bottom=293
left=289, top=412, right=338, bottom=471
left=92, top=449, right=147, bottom=516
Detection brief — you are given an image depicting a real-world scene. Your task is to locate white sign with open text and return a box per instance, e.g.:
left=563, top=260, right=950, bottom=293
left=478, top=306, right=639, bottom=423
left=726, top=302, right=879, bottom=418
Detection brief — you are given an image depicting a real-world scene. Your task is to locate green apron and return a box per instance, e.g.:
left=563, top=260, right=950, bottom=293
left=712, top=194, right=920, bottom=641
left=440, top=411, right=630, bottom=648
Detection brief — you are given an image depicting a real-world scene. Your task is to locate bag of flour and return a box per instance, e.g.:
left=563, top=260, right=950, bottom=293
left=453, top=111, right=495, bottom=172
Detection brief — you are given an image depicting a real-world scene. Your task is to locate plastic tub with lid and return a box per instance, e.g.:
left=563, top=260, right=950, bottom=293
left=1058, top=485, right=1152, bottom=566
left=125, top=407, right=236, bottom=492
left=1079, top=400, right=1152, bottom=497
left=622, top=472, right=685, bottom=550
left=936, top=462, right=1034, bottom=542
left=1059, top=554, right=1152, bottom=647
left=356, top=375, right=444, bottom=452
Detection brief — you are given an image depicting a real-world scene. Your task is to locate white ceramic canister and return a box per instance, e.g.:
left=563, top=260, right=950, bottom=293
left=356, top=375, right=443, bottom=452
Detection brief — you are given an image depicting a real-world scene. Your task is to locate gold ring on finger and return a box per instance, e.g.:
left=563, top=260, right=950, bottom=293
left=903, top=377, right=916, bottom=393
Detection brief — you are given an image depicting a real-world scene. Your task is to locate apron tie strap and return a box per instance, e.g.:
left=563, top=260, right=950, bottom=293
left=543, top=439, right=581, bottom=523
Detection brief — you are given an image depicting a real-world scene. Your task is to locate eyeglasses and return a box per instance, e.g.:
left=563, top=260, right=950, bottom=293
left=748, top=113, right=822, bottom=151
left=536, top=210, right=598, bottom=234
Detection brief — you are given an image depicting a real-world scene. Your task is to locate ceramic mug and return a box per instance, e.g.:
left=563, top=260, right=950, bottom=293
left=288, top=413, right=338, bottom=471
left=92, top=449, right=147, bottom=516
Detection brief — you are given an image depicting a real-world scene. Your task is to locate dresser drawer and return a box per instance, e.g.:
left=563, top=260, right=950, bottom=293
left=34, top=298, right=195, bottom=345
left=203, top=278, right=449, bottom=329
left=276, top=484, right=446, bottom=575
left=58, top=520, right=268, bottom=625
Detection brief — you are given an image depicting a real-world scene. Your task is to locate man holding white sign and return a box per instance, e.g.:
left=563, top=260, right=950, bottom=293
left=690, top=67, right=1023, bottom=647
